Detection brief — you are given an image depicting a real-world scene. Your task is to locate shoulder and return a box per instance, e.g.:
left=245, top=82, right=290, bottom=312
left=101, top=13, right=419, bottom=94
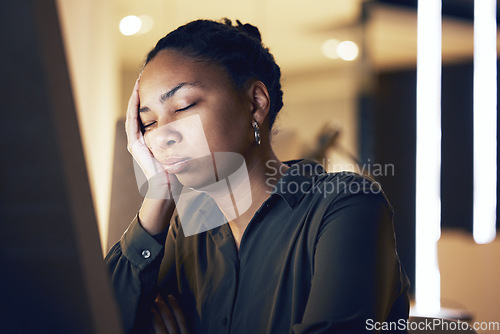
left=274, top=160, right=393, bottom=227
left=309, top=172, right=392, bottom=225
left=278, top=159, right=391, bottom=212
left=277, top=161, right=394, bottom=238
left=313, top=171, right=390, bottom=207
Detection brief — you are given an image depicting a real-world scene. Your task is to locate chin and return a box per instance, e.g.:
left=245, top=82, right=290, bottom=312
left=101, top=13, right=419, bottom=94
left=175, top=155, right=217, bottom=190
left=177, top=172, right=215, bottom=191
left=175, top=152, right=247, bottom=191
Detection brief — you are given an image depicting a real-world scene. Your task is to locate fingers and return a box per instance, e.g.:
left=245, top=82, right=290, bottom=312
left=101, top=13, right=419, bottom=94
left=166, top=295, right=189, bottom=334
left=124, top=79, right=167, bottom=195
left=151, top=294, right=190, bottom=334
left=151, top=307, right=168, bottom=334
left=124, top=79, right=184, bottom=199
left=126, top=79, right=141, bottom=152
left=155, top=294, right=179, bottom=334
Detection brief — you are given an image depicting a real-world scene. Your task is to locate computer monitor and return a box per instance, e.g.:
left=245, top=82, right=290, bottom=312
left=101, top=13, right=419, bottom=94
left=0, top=1, right=122, bottom=332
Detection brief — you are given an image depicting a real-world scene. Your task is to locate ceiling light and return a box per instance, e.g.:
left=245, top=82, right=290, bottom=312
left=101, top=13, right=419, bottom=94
left=119, top=15, right=142, bottom=36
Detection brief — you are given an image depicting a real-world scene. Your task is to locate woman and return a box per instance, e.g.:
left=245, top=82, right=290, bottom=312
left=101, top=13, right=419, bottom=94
left=106, top=19, right=410, bottom=334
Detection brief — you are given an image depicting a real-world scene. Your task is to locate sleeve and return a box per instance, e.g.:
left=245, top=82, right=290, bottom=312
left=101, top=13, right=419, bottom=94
left=292, top=180, right=409, bottom=334
left=104, top=215, right=170, bottom=333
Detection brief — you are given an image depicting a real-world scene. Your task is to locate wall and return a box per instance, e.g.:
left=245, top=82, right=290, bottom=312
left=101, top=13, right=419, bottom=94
left=56, top=0, right=120, bottom=251
left=274, top=66, right=361, bottom=169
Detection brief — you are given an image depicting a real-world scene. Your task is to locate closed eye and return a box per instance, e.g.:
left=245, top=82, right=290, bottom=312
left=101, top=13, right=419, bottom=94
left=176, top=103, right=195, bottom=113
left=141, top=121, right=157, bottom=132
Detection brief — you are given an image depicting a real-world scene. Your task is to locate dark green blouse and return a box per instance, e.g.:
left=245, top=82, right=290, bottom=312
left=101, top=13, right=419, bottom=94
left=105, top=160, right=410, bottom=333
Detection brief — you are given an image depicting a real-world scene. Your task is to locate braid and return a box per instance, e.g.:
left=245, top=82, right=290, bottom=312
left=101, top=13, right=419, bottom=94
left=145, top=19, right=284, bottom=129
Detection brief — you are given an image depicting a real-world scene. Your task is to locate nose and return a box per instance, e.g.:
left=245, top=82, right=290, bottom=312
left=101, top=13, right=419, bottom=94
left=155, top=123, right=182, bottom=149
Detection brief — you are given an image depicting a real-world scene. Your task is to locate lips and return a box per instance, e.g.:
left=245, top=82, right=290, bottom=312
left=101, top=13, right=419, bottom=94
left=159, top=157, right=192, bottom=174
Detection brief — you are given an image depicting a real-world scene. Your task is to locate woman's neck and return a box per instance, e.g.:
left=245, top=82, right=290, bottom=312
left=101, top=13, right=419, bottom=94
left=202, top=150, right=289, bottom=251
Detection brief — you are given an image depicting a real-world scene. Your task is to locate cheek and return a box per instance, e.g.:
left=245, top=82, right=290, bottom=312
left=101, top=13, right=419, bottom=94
left=199, top=121, right=229, bottom=152
left=203, top=127, right=249, bottom=156
left=182, top=128, right=212, bottom=156
left=175, top=115, right=213, bottom=157
left=200, top=110, right=250, bottom=149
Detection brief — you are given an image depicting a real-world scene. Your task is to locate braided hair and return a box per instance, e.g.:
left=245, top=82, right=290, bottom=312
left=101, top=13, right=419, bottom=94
left=145, top=19, right=284, bottom=129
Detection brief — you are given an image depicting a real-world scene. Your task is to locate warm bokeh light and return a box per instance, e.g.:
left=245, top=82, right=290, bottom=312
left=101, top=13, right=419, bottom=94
left=321, top=39, right=340, bottom=59
left=321, top=39, right=359, bottom=61
left=336, top=41, right=359, bottom=61
left=119, top=15, right=142, bottom=36
left=138, top=15, right=154, bottom=34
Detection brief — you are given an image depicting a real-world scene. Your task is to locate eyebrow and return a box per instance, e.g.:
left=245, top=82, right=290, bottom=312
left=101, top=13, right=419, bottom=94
left=139, top=81, right=202, bottom=113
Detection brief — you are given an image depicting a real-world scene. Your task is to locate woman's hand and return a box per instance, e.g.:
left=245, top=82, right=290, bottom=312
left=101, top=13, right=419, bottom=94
left=150, top=294, right=190, bottom=334
left=126, top=79, right=182, bottom=234
left=125, top=79, right=182, bottom=200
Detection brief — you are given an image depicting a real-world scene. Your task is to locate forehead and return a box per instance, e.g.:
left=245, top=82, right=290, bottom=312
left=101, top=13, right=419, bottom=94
left=139, top=49, right=233, bottom=94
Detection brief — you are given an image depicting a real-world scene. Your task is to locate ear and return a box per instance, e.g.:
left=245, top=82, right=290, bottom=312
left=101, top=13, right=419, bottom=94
left=246, top=81, right=270, bottom=125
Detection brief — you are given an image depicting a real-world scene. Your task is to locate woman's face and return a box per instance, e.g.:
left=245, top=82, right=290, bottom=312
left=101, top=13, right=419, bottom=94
left=138, top=49, right=254, bottom=189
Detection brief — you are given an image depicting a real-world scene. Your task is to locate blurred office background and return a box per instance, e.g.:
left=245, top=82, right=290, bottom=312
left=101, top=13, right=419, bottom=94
left=57, top=0, right=500, bottom=330
left=1, top=0, right=499, bottom=332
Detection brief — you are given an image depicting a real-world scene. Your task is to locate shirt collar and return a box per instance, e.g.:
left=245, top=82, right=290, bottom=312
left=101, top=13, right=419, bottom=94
left=270, top=159, right=326, bottom=209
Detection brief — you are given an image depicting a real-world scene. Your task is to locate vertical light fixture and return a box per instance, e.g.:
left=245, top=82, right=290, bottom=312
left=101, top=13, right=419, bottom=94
left=415, top=0, right=442, bottom=315
left=473, top=0, right=497, bottom=244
